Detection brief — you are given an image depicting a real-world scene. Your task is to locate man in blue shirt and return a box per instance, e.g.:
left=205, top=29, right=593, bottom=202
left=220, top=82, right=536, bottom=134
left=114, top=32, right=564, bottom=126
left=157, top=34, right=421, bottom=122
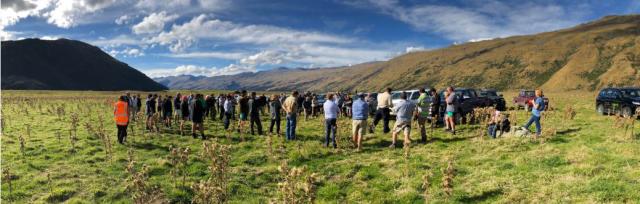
left=390, top=92, right=416, bottom=148
left=523, top=89, right=545, bottom=139
left=351, top=94, right=369, bottom=151
left=323, top=93, right=339, bottom=148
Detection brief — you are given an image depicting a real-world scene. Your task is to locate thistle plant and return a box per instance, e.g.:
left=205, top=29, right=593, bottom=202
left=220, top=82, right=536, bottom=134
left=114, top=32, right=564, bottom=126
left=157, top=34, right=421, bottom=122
left=422, top=172, right=432, bottom=203
left=277, top=162, right=319, bottom=204
left=3, top=167, right=15, bottom=196
left=69, top=130, right=78, bottom=153
left=168, top=146, right=191, bottom=187
left=18, top=135, right=26, bottom=156
left=125, top=151, right=167, bottom=204
left=442, top=158, right=454, bottom=198
left=193, top=141, right=231, bottom=204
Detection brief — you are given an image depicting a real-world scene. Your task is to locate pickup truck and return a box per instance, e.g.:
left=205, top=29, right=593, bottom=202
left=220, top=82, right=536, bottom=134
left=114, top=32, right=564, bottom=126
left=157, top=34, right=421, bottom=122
left=513, top=90, right=549, bottom=111
left=390, top=90, right=421, bottom=116
left=439, top=88, right=492, bottom=118
left=596, top=87, right=640, bottom=118
left=479, top=89, right=506, bottom=111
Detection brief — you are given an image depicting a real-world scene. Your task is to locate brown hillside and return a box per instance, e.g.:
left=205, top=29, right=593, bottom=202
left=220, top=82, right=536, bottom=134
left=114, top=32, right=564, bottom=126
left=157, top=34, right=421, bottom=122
left=157, top=15, right=640, bottom=92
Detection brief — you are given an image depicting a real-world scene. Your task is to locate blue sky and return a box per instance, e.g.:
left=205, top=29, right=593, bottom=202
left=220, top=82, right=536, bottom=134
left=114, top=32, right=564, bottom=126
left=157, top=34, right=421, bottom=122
left=2, top=0, right=639, bottom=78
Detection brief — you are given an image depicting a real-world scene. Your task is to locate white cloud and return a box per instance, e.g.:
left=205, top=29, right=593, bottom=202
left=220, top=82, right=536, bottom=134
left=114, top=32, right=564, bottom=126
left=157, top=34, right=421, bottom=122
left=132, top=11, right=178, bottom=34
left=89, top=35, right=142, bottom=47
left=144, top=64, right=256, bottom=78
left=108, top=47, right=145, bottom=57
left=0, top=0, right=52, bottom=28
left=150, top=14, right=354, bottom=52
left=405, top=46, right=426, bottom=53
left=356, top=0, right=589, bottom=42
left=162, top=51, right=248, bottom=60
left=115, top=14, right=132, bottom=25
left=45, top=0, right=119, bottom=28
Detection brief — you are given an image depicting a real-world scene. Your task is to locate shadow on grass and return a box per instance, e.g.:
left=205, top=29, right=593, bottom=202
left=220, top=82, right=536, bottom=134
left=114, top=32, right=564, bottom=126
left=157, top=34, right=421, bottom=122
left=557, top=127, right=581, bottom=135
left=131, top=142, right=169, bottom=151
left=457, top=188, right=503, bottom=203
left=430, top=135, right=474, bottom=143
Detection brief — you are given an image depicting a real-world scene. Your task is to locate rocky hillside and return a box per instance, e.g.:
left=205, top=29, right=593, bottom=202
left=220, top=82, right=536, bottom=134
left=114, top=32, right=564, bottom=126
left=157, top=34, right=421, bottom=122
left=159, top=15, right=640, bottom=92
left=2, top=38, right=167, bottom=91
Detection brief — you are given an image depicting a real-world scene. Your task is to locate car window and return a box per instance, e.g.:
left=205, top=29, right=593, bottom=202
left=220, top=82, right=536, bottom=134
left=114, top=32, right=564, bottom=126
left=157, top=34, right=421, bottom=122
left=621, top=89, right=640, bottom=97
left=598, top=90, right=607, bottom=97
left=525, top=91, right=535, bottom=97
left=391, top=92, right=401, bottom=100
left=410, top=92, right=420, bottom=100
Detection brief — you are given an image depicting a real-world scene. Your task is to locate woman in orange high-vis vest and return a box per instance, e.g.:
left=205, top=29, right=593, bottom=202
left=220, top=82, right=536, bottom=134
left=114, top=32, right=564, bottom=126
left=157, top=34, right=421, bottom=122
left=114, top=95, right=130, bottom=144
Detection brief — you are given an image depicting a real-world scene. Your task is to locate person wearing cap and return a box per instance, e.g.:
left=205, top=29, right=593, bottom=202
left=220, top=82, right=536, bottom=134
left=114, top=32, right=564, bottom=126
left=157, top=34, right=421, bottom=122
left=351, top=93, right=369, bottom=151
left=389, top=92, right=416, bottom=148
left=283, top=91, right=299, bottom=140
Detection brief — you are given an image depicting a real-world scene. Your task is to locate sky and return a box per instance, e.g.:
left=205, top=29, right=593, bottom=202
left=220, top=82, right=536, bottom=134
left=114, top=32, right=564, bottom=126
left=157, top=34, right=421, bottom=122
left=2, top=0, right=639, bottom=78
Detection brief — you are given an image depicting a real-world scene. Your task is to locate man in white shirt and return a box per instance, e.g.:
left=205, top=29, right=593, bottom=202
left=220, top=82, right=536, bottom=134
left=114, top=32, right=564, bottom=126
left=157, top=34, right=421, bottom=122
left=372, top=88, right=393, bottom=133
left=323, top=93, right=339, bottom=148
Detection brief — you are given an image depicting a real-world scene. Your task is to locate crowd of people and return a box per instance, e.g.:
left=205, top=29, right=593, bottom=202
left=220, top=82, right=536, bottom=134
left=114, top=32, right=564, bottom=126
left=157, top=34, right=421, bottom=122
left=112, top=88, right=547, bottom=148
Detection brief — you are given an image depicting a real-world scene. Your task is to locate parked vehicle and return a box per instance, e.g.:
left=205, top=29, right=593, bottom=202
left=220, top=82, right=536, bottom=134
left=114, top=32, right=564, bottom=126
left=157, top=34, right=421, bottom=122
left=438, top=88, right=491, bottom=119
left=390, top=90, right=421, bottom=116
left=596, top=87, right=640, bottom=118
left=513, top=90, right=549, bottom=111
left=316, top=94, right=326, bottom=104
left=479, top=89, right=506, bottom=111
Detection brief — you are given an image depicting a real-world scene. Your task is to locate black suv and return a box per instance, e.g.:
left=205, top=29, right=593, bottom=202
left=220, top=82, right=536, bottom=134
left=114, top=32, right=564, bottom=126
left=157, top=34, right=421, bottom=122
left=596, top=87, right=640, bottom=118
left=439, top=88, right=492, bottom=118
left=479, top=89, right=506, bottom=111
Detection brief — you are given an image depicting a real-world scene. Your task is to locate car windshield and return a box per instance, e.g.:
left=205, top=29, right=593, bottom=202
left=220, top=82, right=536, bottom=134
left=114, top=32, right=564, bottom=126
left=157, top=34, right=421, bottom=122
left=317, top=95, right=325, bottom=100
left=481, top=91, right=497, bottom=96
left=410, top=92, right=420, bottom=100
left=524, top=91, right=535, bottom=97
left=621, top=89, right=640, bottom=98
left=391, top=92, right=402, bottom=100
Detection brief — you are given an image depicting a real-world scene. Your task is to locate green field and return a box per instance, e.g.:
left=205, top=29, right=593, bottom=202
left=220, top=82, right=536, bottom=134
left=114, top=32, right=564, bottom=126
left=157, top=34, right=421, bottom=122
left=1, top=90, right=639, bottom=203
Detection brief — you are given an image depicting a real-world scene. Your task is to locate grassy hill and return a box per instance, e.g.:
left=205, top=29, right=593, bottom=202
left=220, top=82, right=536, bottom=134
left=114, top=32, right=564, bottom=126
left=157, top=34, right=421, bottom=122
left=2, top=90, right=640, bottom=203
left=158, top=15, right=640, bottom=92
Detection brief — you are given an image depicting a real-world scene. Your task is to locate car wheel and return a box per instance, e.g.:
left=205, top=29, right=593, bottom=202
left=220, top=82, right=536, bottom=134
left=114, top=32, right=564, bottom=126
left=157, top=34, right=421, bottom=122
left=621, top=106, right=632, bottom=118
left=596, top=104, right=605, bottom=115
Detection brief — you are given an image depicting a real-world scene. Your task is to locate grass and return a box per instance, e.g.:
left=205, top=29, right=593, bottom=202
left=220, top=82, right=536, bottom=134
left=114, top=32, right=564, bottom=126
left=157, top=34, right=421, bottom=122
left=1, top=90, right=640, bottom=203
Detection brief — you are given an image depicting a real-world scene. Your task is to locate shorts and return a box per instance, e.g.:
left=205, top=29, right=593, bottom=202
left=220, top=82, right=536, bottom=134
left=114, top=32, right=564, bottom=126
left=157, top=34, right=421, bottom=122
left=393, top=121, right=411, bottom=135
left=163, top=112, right=172, bottom=119
left=174, top=109, right=182, bottom=117
left=446, top=111, right=455, bottom=117
left=239, top=113, right=248, bottom=121
left=352, top=120, right=367, bottom=136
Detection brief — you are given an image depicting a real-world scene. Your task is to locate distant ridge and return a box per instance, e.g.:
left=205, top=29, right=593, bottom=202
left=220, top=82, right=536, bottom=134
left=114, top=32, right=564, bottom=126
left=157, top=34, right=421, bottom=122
left=156, top=15, right=640, bottom=92
left=1, top=38, right=167, bottom=91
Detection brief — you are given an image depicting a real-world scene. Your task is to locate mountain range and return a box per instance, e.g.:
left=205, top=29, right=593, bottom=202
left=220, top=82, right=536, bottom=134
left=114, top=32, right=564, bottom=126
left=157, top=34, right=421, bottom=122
left=1, top=38, right=167, bottom=91
left=156, top=15, right=640, bottom=92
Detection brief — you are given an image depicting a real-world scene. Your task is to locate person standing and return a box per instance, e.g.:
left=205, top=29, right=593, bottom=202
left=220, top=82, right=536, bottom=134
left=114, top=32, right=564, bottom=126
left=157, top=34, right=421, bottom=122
left=269, top=94, right=282, bottom=135
left=323, top=93, right=339, bottom=148
left=191, top=94, right=206, bottom=139
left=180, top=95, right=190, bottom=135
left=522, top=89, right=545, bottom=140
left=445, top=87, right=457, bottom=135
left=351, top=94, right=369, bottom=151
left=416, top=88, right=430, bottom=143
left=114, top=95, right=129, bottom=144
left=136, top=94, right=142, bottom=120
left=344, top=95, right=353, bottom=117
left=429, top=88, right=440, bottom=128
left=163, top=96, right=173, bottom=128
left=145, top=94, right=156, bottom=131
left=223, top=94, right=235, bottom=130
left=218, top=94, right=226, bottom=120
left=303, top=95, right=312, bottom=121
left=372, top=88, right=393, bottom=133
left=249, top=92, right=264, bottom=135
left=238, top=90, right=250, bottom=134
left=311, top=95, right=319, bottom=118
left=174, top=93, right=182, bottom=126
left=129, top=94, right=138, bottom=122
left=389, top=92, right=416, bottom=148
left=366, top=93, right=377, bottom=117
left=283, top=91, right=299, bottom=140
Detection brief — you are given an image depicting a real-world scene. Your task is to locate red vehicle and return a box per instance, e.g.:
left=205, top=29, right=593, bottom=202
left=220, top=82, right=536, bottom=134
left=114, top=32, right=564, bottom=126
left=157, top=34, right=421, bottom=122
left=513, top=90, right=549, bottom=111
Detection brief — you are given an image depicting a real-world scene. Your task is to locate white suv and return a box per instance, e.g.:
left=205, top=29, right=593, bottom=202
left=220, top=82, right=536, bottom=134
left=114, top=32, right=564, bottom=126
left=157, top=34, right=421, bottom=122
left=389, top=90, right=420, bottom=116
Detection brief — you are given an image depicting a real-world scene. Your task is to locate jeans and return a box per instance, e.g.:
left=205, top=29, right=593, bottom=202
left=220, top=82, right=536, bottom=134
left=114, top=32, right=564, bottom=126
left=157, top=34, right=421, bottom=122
left=117, top=124, right=128, bottom=144
left=325, top=118, right=337, bottom=148
left=270, top=117, right=281, bottom=134
left=223, top=112, right=232, bottom=130
left=219, top=106, right=225, bottom=120
left=488, top=124, right=497, bottom=138
left=373, top=107, right=391, bottom=133
left=286, top=113, right=297, bottom=140
left=250, top=114, right=263, bottom=135
left=524, top=115, right=541, bottom=136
